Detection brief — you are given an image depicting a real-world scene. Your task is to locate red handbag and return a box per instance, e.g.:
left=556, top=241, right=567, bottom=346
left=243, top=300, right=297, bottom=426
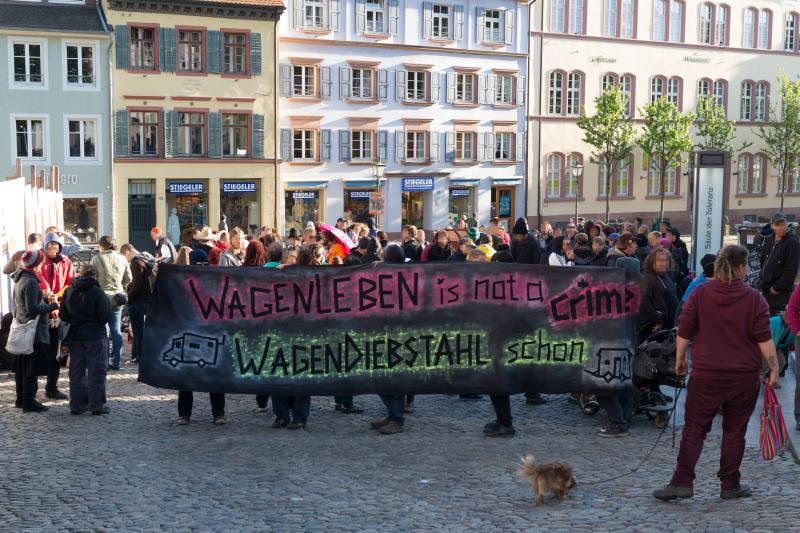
left=759, top=386, right=788, bottom=461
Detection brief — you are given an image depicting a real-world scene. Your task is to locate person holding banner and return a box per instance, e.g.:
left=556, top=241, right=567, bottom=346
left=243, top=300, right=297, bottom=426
left=654, top=245, right=780, bottom=501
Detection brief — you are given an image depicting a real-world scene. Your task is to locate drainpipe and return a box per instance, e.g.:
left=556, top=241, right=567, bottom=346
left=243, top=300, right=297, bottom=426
left=523, top=0, right=536, bottom=227
left=273, top=19, right=280, bottom=229
left=98, top=1, right=116, bottom=238
left=534, top=0, right=543, bottom=229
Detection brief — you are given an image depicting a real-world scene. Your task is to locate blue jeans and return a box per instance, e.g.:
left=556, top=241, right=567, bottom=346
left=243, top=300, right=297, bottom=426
left=273, top=396, right=311, bottom=423
left=128, top=303, right=148, bottom=361
left=107, top=305, right=123, bottom=368
left=380, top=395, right=405, bottom=424
left=69, top=338, right=108, bottom=413
left=597, top=389, right=635, bottom=430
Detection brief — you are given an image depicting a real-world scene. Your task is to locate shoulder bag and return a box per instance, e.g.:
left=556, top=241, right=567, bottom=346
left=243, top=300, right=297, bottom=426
left=7, top=315, right=40, bottom=355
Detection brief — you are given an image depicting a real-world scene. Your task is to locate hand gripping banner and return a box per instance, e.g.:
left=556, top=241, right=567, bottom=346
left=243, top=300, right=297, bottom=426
left=138, top=263, right=640, bottom=395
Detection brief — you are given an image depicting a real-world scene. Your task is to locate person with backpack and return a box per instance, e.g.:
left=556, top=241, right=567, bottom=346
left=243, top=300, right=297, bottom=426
left=509, top=217, right=540, bottom=265
left=90, top=236, right=132, bottom=371
left=59, top=264, right=113, bottom=415
left=150, top=227, right=177, bottom=264
left=121, top=244, right=154, bottom=365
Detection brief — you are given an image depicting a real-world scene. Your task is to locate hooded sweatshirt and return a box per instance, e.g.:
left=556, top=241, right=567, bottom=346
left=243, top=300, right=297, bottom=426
left=40, top=233, right=75, bottom=299
left=59, top=275, right=112, bottom=341
left=510, top=234, right=541, bottom=265
left=678, top=278, right=771, bottom=380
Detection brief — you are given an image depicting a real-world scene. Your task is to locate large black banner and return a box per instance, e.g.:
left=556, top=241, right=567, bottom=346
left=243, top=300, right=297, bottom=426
left=138, top=263, right=640, bottom=395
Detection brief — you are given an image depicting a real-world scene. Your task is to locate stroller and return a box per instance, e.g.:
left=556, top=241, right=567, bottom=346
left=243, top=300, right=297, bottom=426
left=577, top=329, right=683, bottom=428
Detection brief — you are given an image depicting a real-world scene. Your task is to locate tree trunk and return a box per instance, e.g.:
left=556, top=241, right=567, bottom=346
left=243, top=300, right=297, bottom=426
left=605, top=162, right=611, bottom=223
left=781, top=172, right=786, bottom=211
left=659, top=162, right=666, bottom=225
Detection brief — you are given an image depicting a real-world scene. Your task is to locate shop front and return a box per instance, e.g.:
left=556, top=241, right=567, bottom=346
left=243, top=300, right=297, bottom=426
left=63, top=196, right=101, bottom=244
left=221, top=181, right=260, bottom=235
left=284, top=181, right=325, bottom=236
left=343, top=180, right=378, bottom=224
left=401, top=177, right=434, bottom=229
left=166, top=180, right=208, bottom=243
left=491, top=178, right=522, bottom=229
left=448, top=179, right=478, bottom=228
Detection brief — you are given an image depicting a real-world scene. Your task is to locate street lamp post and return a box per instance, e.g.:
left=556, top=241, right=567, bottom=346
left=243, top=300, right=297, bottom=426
left=372, top=158, right=386, bottom=230
left=570, top=164, right=584, bottom=225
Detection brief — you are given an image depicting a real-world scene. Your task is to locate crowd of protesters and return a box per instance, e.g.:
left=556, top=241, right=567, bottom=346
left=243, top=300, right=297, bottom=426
left=2, top=211, right=797, bottom=465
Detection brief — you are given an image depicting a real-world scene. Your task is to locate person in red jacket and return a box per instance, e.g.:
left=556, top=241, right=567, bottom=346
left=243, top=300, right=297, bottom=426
left=654, top=245, right=780, bottom=502
left=39, top=232, right=76, bottom=400
left=783, top=282, right=800, bottom=432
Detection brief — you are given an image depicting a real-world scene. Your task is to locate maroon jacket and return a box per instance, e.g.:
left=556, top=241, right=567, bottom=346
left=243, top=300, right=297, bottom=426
left=678, top=278, right=771, bottom=380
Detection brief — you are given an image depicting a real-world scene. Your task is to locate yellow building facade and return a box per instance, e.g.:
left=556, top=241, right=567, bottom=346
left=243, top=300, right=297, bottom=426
left=105, top=0, right=282, bottom=251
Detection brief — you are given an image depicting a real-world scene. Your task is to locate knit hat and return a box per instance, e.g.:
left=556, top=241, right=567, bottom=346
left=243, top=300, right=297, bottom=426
left=700, top=253, right=716, bottom=277
left=616, top=256, right=641, bottom=276
left=21, top=249, right=45, bottom=269
left=467, top=227, right=479, bottom=241
left=512, top=217, right=529, bottom=236
left=608, top=232, right=620, bottom=241
left=659, top=238, right=672, bottom=250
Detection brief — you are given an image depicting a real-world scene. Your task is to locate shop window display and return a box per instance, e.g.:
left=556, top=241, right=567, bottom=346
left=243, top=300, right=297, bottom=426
left=285, top=190, right=321, bottom=235
left=63, top=197, right=99, bottom=244
left=448, top=188, right=473, bottom=228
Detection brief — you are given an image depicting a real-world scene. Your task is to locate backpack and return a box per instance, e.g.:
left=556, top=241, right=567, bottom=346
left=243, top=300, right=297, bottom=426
left=135, top=253, right=157, bottom=293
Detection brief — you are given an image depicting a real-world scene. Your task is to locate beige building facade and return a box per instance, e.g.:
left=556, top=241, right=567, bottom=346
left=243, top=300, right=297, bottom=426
left=528, top=0, right=800, bottom=230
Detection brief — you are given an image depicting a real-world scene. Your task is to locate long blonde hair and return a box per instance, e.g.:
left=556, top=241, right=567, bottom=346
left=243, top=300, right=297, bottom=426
left=714, top=245, right=748, bottom=284
left=176, top=246, right=192, bottom=265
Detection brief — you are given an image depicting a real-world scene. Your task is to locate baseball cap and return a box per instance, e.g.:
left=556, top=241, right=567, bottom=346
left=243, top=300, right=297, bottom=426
left=772, top=212, right=788, bottom=224
left=150, top=227, right=161, bottom=234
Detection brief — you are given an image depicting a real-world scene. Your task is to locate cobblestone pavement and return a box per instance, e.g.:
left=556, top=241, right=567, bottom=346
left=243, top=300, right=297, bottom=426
left=1, top=360, right=798, bottom=533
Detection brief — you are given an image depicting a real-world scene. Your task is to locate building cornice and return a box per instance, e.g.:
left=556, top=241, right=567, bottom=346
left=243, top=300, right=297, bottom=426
left=280, top=37, right=527, bottom=58
left=108, top=0, right=283, bottom=21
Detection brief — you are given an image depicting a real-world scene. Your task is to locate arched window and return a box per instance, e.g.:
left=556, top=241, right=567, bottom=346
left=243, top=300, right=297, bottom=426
left=565, top=153, right=582, bottom=197
left=600, top=157, right=632, bottom=197
left=546, top=154, right=563, bottom=198
left=697, top=78, right=711, bottom=101
left=551, top=0, right=566, bottom=32
left=786, top=12, right=798, bottom=51
left=648, top=159, right=679, bottom=196
left=668, top=1, right=684, bottom=42
left=568, top=0, right=586, bottom=34
left=602, top=73, right=617, bottom=91
left=548, top=71, right=563, bottom=114
left=737, top=154, right=750, bottom=193
left=667, top=77, right=681, bottom=108
left=603, top=0, right=618, bottom=37
left=621, top=0, right=636, bottom=38
left=713, top=79, right=726, bottom=110
left=736, top=153, right=767, bottom=194
left=740, top=81, right=753, bottom=120
left=755, top=81, right=769, bottom=121
left=744, top=8, right=756, bottom=47
left=715, top=4, right=728, bottom=45
left=650, top=76, right=664, bottom=102
left=752, top=154, right=765, bottom=192
left=699, top=3, right=713, bottom=44
left=566, top=72, right=583, bottom=115
left=758, top=10, right=772, bottom=49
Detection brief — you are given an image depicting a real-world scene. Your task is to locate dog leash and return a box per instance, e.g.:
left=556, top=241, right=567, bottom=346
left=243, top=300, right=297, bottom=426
left=580, top=381, right=684, bottom=485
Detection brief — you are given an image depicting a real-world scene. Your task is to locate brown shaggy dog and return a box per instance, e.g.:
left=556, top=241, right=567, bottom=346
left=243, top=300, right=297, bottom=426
left=518, top=455, right=577, bottom=506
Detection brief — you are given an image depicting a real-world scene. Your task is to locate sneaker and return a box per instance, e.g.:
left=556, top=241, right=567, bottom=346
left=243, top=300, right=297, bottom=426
left=108, top=365, right=120, bottom=371
left=256, top=407, right=269, bottom=413
left=598, top=425, right=628, bottom=438
left=286, top=421, right=306, bottom=430
left=45, top=389, right=68, bottom=400
left=22, top=401, right=49, bottom=413
left=369, top=417, right=390, bottom=429
left=129, top=358, right=139, bottom=364
left=378, top=420, right=404, bottom=434
left=525, top=393, right=547, bottom=405
left=485, top=423, right=515, bottom=437
left=213, top=416, right=226, bottom=425
left=483, top=420, right=500, bottom=432
left=271, top=418, right=288, bottom=429
left=404, top=403, right=415, bottom=413
left=91, top=406, right=110, bottom=415
left=176, top=416, right=190, bottom=426
left=341, top=406, right=363, bottom=414
left=653, top=484, right=694, bottom=501
left=721, top=484, right=752, bottom=500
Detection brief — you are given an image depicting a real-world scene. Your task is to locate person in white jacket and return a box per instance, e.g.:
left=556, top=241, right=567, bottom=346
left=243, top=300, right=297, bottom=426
left=548, top=235, right=575, bottom=267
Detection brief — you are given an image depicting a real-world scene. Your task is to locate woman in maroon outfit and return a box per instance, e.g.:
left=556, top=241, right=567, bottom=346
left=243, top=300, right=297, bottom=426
left=654, top=245, right=780, bottom=502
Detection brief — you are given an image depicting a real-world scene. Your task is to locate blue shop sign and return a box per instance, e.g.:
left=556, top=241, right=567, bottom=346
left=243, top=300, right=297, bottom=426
left=222, top=182, right=257, bottom=193
left=168, top=182, right=204, bottom=194
left=402, top=177, right=434, bottom=191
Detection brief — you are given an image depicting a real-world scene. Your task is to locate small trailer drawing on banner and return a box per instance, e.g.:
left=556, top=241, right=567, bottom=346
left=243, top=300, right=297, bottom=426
left=163, top=333, right=225, bottom=368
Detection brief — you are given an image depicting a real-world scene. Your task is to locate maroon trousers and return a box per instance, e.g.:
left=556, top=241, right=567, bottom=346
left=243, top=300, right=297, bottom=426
left=670, top=374, right=760, bottom=491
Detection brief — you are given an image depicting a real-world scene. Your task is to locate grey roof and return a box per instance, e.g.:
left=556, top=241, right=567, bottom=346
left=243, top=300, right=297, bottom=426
left=0, top=2, right=107, bottom=33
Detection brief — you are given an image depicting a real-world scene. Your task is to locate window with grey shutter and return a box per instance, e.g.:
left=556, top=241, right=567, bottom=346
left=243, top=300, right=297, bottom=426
left=114, top=110, right=129, bottom=157
left=378, top=70, right=389, bottom=99
left=280, top=128, right=292, bottom=161
left=395, top=69, right=406, bottom=101
left=517, top=76, right=526, bottom=105
left=321, top=67, right=332, bottom=99
left=377, top=130, right=388, bottom=161
left=515, top=132, right=525, bottom=161
left=208, top=112, right=223, bottom=158
left=320, top=129, right=331, bottom=161
left=430, top=132, right=440, bottom=161
left=477, top=75, right=487, bottom=104
left=423, top=2, right=433, bottom=38
left=485, top=132, right=495, bottom=161
left=293, top=0, right=304, bottom=29
left=329, top=0, right=340, bottom=31
left=250, top=33, right=262, bottom=75
left=476, top=7, right=485, bottom=43
left=504, top=9, right=514, bottom=45
left=445, top=131, right=455, bottom=161
left=163, top=110, right=178, bottom=158
left=280, top=65, right=292, bottom=96
left=395, top=131, right=406, bottom=162
left=476, top=132, right=486, bottom=161
left=252, top=114, right=265, bottom=159
left=339, top=130, right=351, bottom=162
left=339, top=67, right=352, bottom=99
left=389, top=0, right=399, bottom=35
left=486, top=75, right=497, bottom=104
left=454, top=5, right=465, bottom=40
left=446, top=72, right=456, bottom=103
left=115, top=26, right=130, bottom=69
left=206, top=30, right=221, bottom=74
left=430, top=71, right=440, bottom=103
left=159, top=28, right=177, bottom=72
left=356, top=0, right=366, bottom=33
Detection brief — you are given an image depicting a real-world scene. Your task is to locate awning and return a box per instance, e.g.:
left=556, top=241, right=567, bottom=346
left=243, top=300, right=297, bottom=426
left=449, top=179, right=480, bottom=186
left=344, top=180, right=378, bottom=188
left=491, top=178, right=523, bottom=186
left=284, top=181, right=328, bottom=189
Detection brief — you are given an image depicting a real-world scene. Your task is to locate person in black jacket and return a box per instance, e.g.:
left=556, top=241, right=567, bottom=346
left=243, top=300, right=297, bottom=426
left=666, top=227, right=689, bottom=284
left=12, top=250, right=59, bottom=412
left=401, top=225, right=422, bottom=262
left=639, top=249, right=678, bottom=342
left=510, top=217, right=540, bottom=264
left=59, top=265, right=113, bottom=415
left=427, top=230, right=453, bottom=262
left=759, top=213, right=800, bottom=315
left=121, top=244, right=153, bottom=364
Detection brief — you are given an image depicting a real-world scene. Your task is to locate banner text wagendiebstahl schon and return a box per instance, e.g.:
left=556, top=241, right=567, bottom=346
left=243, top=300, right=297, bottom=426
left=138, top=263, right=640, bottom=395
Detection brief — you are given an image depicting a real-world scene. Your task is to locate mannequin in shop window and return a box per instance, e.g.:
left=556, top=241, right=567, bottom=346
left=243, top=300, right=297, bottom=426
left=167, top=208, right=181, bottom=245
